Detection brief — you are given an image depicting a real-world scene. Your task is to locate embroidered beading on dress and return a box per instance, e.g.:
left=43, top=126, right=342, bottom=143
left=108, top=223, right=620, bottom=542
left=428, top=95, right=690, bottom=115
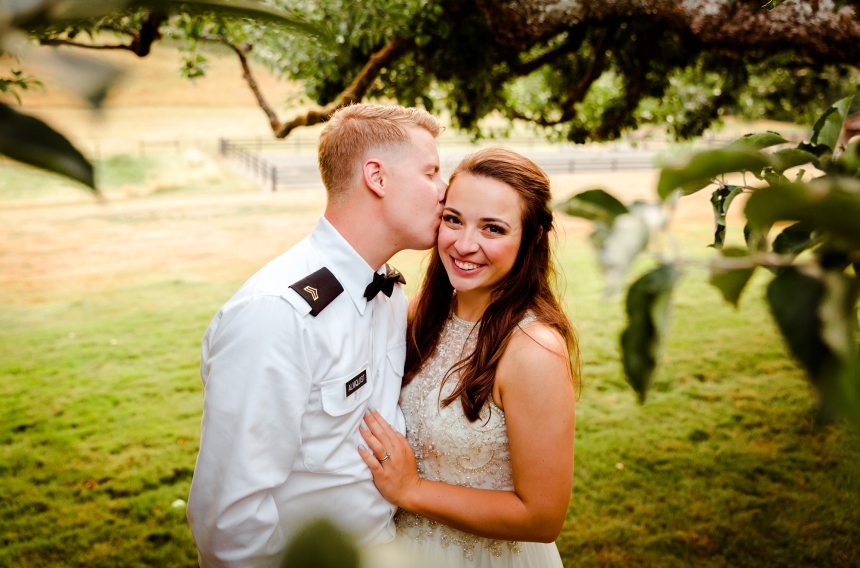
left=395, top=312, right=535, bottom=561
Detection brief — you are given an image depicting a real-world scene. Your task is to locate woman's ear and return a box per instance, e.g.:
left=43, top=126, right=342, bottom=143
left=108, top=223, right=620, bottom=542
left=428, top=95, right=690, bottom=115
left=362, top=158, right=385, bottom=198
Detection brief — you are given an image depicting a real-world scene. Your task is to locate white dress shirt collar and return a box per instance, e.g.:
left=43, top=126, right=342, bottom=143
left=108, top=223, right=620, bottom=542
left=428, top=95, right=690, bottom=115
left=310, top=215, right=381, bottom=315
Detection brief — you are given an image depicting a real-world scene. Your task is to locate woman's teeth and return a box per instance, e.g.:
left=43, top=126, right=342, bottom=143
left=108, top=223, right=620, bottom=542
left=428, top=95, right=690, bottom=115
left=454, top=259, right=481, bottom=271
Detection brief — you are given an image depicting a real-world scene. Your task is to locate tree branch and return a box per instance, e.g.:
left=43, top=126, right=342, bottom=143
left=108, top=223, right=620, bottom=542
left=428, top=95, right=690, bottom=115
left=38, top=12, right=167, bottom=57
left=38, top=39, right=135, bottom=51
left=203, top=35, right=282, bottom=131
left=509, top=24, right=586, bottom=76
left=274, top=36, right=411, bottom=138
left=557, top=25, right=615, bottom=122
left=475, top=0, right=860, bottom=65
left=507, top=25, right=616, bottom=127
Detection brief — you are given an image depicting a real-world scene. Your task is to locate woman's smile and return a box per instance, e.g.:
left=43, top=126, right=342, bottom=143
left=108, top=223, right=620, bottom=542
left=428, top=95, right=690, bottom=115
left=452, top=258, right=484, bottom=272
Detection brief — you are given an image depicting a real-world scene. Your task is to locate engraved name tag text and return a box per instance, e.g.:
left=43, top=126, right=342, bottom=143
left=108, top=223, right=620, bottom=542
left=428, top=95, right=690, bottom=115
left=345, top=370, right=367, bottom=397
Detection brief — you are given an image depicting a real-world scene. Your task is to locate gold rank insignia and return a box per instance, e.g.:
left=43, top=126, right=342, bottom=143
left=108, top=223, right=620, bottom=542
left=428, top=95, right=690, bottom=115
left=303, top=286, right=319, bottom=301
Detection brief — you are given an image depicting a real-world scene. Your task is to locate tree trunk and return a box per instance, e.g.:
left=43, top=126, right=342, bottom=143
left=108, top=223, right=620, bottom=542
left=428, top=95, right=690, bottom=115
left=475, top=0, right=860, bottom=65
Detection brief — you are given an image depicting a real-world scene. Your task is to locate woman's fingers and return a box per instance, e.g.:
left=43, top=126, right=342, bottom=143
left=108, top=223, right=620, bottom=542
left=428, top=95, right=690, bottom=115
left=363, top=406, right=395, bottom=449
left=359, top=422, right=388, bottom=460
left=358, top=444, right=384, bottom=474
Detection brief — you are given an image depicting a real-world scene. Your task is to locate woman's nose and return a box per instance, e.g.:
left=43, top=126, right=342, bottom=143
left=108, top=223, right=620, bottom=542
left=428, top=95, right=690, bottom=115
left=455, top=229, right=479, bottom=255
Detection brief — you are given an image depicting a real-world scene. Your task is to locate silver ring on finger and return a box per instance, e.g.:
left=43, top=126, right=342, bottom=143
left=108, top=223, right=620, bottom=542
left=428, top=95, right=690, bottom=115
left=378, top=451, right=391, bottom=463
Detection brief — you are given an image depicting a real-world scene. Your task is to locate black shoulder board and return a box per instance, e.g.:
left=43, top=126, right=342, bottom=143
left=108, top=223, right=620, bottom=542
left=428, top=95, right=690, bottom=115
left=289, top=267, right=344, bottom=316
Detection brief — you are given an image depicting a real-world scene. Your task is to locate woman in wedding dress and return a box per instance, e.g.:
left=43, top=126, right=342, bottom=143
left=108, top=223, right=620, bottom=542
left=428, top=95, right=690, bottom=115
left=359, top=148, right=579, bottom=567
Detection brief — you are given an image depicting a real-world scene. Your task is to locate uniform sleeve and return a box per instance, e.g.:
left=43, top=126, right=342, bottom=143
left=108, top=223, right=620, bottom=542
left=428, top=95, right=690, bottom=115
left=188, top=295, right=314, bottom=568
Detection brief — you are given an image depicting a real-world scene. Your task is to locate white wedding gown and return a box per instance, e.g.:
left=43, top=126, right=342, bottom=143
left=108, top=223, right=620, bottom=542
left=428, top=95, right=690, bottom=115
left=394, top=312, right=564, bottom=567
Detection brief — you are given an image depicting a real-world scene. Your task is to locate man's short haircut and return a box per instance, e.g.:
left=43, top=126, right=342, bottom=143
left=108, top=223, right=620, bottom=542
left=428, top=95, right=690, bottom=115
left=318, top=103, right=441, bottom=201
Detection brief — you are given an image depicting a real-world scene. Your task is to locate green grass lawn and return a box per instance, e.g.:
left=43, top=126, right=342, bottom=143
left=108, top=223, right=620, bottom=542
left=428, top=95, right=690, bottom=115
left=1, top=235, right=859, bottom=566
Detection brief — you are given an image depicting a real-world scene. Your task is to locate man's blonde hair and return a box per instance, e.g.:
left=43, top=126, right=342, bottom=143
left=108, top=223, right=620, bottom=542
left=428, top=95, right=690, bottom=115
left=318, top=103, right=441, bottom=200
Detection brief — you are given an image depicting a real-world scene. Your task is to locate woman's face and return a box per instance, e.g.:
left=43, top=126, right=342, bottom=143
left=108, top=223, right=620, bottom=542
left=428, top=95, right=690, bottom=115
left=438, top=172, right=523, bottom=300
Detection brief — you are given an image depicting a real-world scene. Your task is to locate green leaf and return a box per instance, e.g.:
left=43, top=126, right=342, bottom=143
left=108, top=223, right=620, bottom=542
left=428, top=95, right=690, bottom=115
left=598, top=213, right=650, bottom=294
left=281, top=518, right=360, bottom=568
left=620, top=265, right=681, bottom=403
left=770, top=148, right=818, bottom=174
left=709, top=247, right=755, bottom=307
left=709, top=185, right=743, bottom=249
left=771, top=221, right=818, bottom=256
left=588, top=223, right=612, bottom=250
left=657, top=149, right=770, bottom=200
left=816, top=271, right=860, bottom=423
left=14, top=0, right=334, bottom=45
left=132, top=0, right=334, bottom=44
left=0, top=102, right=95, bottom=190
left=836, top=140, right=860, bottom=174
left=767, top=267, right=835, bottom=383
left=763, top=0, right=787, bottom=9
left=818, top=271, right=859, bottom=363
left=725, top=131, right=788, bottom=152
left=811, top=93, right=856, bottom=152
left=555, top=189, right=629, bottom=224
left=744, top=178, right=860, bottom=247
left=743, top=221, right=770, bottom=253
left=768, top=267, right=860, bottom=423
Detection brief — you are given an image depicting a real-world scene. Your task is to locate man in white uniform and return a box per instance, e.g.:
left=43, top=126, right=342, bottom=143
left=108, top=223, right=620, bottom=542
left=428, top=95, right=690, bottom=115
left=187, top=104, right=446, bottom=568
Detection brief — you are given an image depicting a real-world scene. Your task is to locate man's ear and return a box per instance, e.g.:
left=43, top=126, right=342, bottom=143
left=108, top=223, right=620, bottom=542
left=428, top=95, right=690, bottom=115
left=362, top=158, right=385, bottom=198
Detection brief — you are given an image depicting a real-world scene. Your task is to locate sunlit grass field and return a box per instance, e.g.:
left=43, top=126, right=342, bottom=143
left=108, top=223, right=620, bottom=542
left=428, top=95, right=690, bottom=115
left=1, top=160, right=859, bottom=567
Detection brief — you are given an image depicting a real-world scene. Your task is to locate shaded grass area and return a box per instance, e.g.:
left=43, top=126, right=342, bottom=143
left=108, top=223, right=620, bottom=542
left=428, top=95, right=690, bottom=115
left=1, top=245, right=859, bottom=567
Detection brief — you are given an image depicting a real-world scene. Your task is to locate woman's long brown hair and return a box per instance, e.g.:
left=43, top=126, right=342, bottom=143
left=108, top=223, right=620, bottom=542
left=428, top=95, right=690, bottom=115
left=404, top=148, right=580, bottom=422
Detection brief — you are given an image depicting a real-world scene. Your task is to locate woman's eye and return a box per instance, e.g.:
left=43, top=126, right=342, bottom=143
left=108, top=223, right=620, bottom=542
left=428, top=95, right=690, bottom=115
left=443, top=215, right=461, bottom=224
left=485, top=224, right=505, bottom=234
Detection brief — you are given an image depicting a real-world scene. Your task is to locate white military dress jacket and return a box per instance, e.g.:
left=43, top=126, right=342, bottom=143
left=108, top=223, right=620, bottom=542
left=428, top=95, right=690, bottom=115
left=187, top=216, right=408, bottom=568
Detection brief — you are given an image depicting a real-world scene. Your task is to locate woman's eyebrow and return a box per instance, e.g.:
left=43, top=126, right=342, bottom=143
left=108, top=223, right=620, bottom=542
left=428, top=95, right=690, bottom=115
left=443, top=208, right=512, bottom=228
left=481, top=217, right=511, bottom=228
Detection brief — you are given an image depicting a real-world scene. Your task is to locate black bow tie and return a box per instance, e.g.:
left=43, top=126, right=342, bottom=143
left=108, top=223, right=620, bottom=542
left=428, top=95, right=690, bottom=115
left=364, top=264, right=407, bottom=301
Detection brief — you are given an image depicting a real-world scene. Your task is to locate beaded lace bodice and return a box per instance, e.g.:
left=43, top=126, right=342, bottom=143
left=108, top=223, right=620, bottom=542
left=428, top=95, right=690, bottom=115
left=395, top=312, right=535, bottom=560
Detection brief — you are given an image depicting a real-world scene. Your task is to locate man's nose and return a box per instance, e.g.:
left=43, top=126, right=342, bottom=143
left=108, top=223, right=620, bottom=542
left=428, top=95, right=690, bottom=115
left=436, top=176, right=447, bottom=202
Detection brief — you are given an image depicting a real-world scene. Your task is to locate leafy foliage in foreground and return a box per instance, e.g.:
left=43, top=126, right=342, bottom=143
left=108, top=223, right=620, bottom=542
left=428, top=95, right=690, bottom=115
left=557, top=93, right=860, bottom=425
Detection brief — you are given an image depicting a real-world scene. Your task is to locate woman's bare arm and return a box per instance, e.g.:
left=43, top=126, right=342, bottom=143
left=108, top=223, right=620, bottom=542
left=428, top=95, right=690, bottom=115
left=358, top=323, right=575, bottom=543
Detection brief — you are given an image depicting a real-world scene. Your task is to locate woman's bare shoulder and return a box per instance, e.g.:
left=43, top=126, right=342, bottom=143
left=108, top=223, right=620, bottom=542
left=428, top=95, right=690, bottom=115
left=509, top=319, right=568, bottom=359
left=496, top=319, right=574, bottom=410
